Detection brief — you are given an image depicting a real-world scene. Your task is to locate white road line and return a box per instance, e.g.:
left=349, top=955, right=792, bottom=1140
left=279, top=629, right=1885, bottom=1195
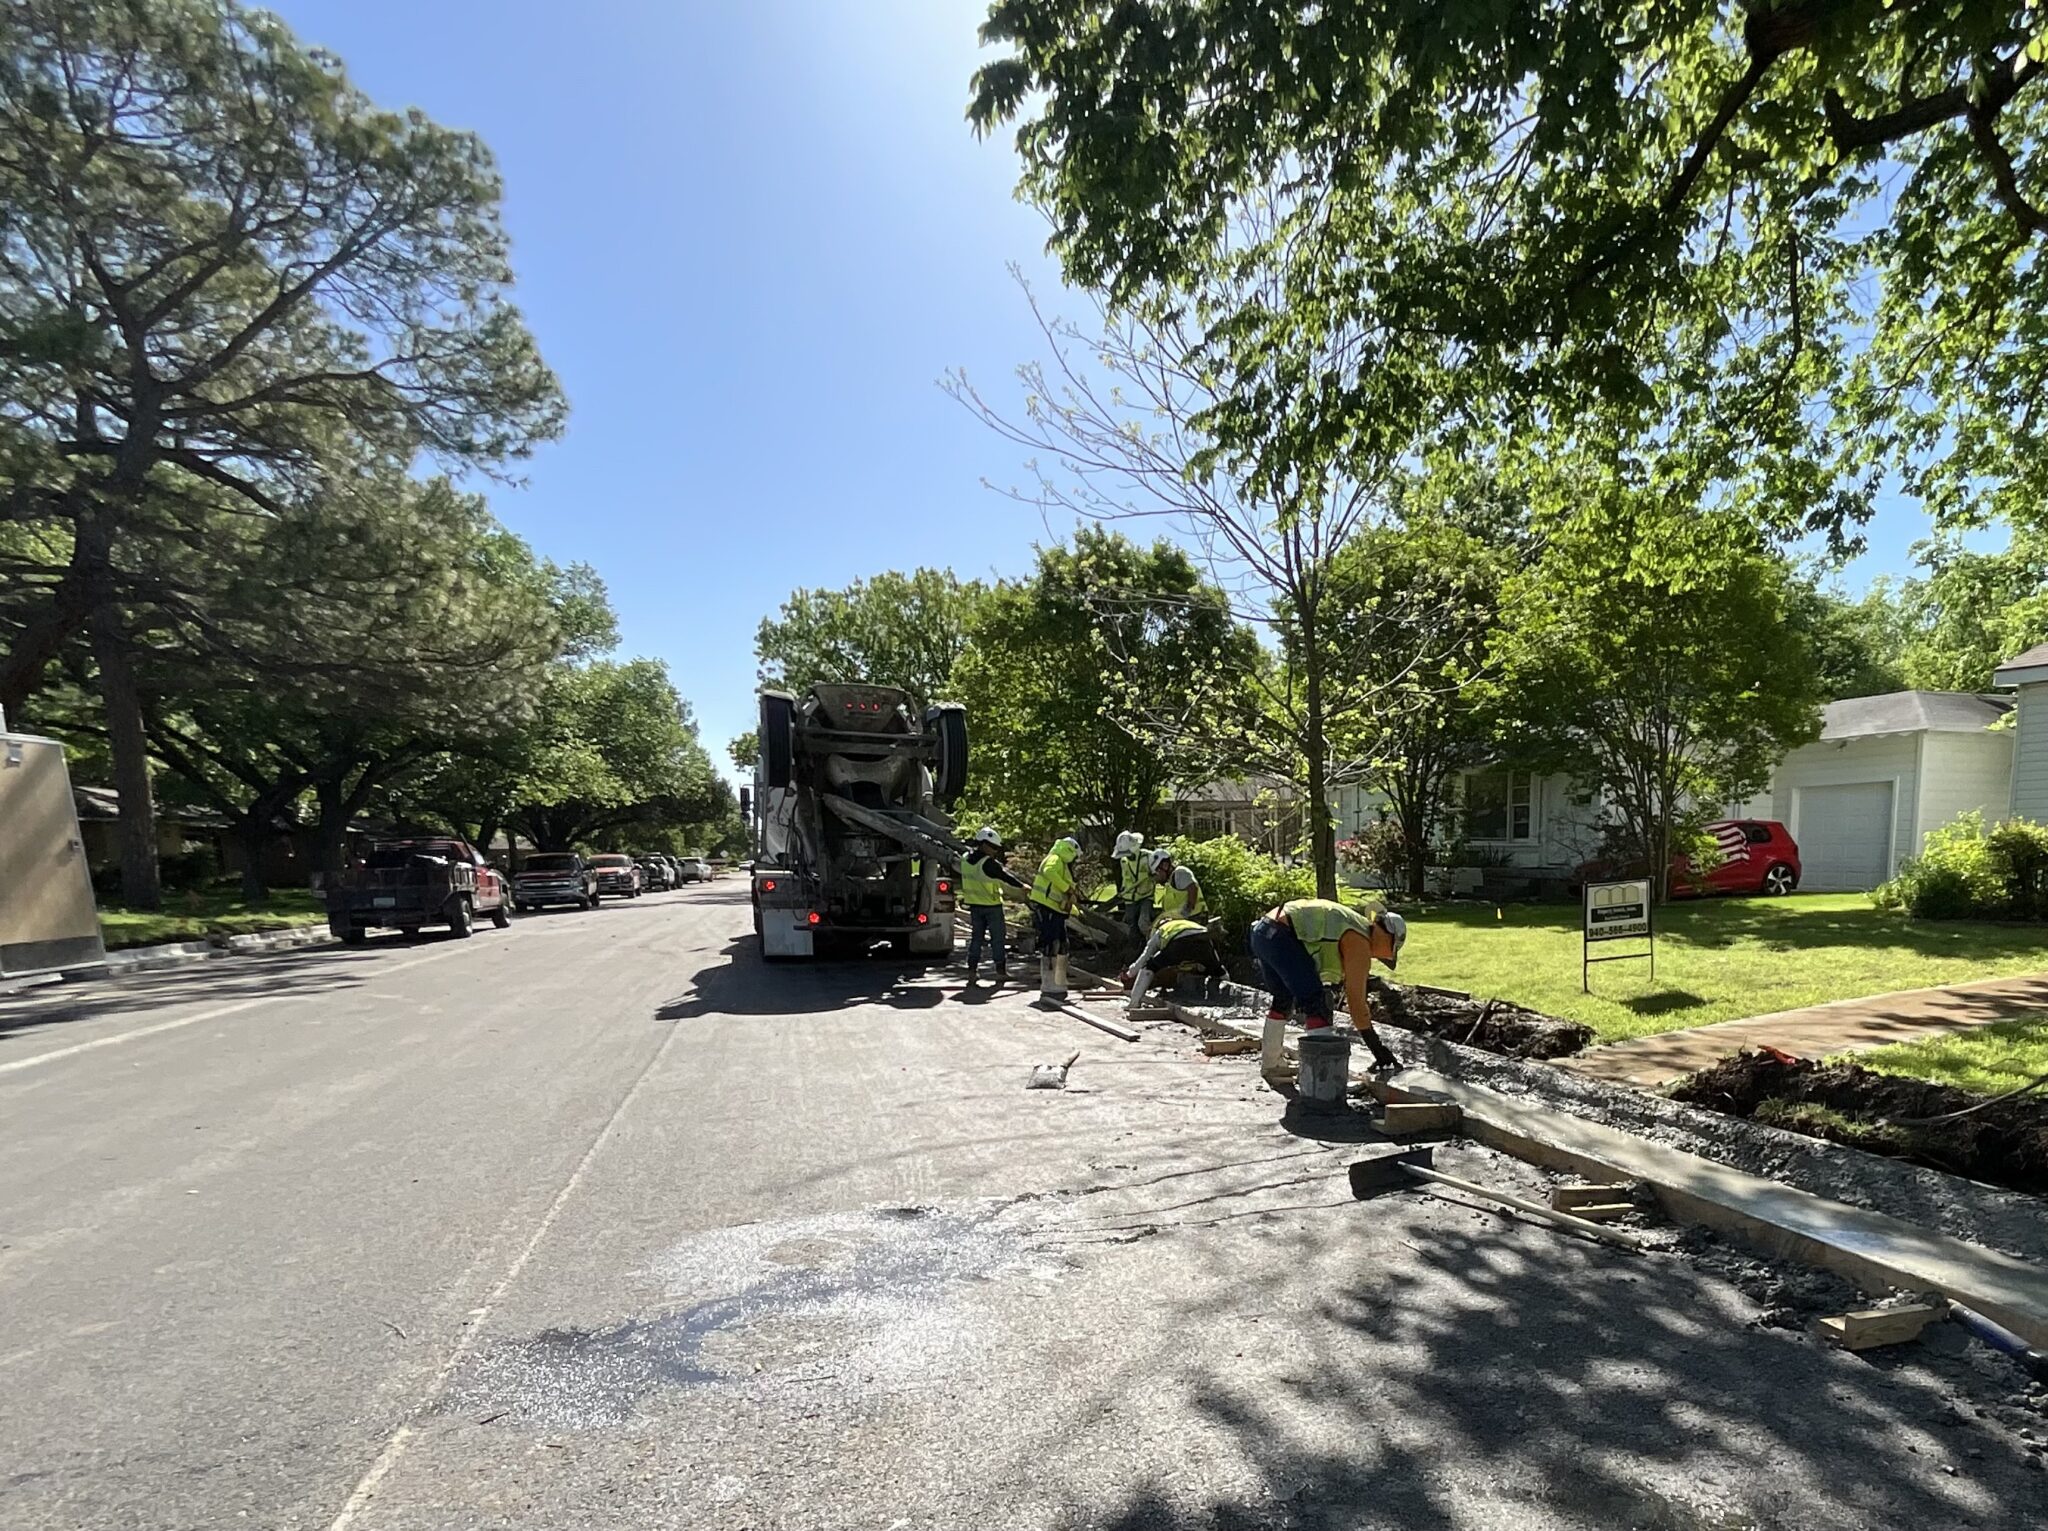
left=324, top=1011, right=689, bottom=1530
left=0, top=997, right=284, bottom=1077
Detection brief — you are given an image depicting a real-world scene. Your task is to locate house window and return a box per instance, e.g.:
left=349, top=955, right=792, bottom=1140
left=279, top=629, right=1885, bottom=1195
left=1466, top=770, right=1533, bottom=841
left=1188, top=811, right=1225, bottom=838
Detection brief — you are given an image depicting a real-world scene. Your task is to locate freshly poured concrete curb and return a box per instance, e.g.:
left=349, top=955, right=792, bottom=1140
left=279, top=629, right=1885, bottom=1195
left=1165, top=1001, right=2048, bottom=1349
left=97, top=924, right=333, bottom=977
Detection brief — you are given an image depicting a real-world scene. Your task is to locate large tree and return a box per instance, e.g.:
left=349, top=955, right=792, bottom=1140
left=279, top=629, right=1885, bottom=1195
left=1489, top=481, right=1824, bottom=901
left=951, top=528, right=1254, bottom=845
left=970, top=3, right=2045, bottom=534
left=755, top=569, right=986, bottom=706
left=1892, top=531, right=2048, bottom=693
left=0, top=0, right=562, bottom=904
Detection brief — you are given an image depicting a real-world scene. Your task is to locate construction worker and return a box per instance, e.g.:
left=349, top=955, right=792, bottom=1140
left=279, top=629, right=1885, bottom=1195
left=1149, top=849, right=1204, bottom=922
left=1122, top=915, right=1225, bottom=1016
left=960, top=827, right=1030, bottom=985
left=1029, top=835, right=1082, bottom=1001
left=1249, top=897, right=1408, bottom=1071
left=1112, top=830, right=1154, bottom=939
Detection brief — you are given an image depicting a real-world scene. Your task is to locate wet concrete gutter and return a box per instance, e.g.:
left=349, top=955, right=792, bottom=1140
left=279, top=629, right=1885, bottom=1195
left=1162, top=999, right=2048, bottom=1350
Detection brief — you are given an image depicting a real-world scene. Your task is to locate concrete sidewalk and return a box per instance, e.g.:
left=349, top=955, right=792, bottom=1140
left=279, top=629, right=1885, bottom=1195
left=1565, top=971, right=2048, bottom=1087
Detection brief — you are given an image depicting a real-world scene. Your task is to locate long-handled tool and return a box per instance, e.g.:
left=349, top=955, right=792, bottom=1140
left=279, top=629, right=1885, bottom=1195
left=1348, top=1145, right=1649, bottom=1253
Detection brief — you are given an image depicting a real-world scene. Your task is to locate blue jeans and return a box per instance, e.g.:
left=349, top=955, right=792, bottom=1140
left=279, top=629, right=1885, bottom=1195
left=1250, top=917, right=1331, bottom=1021
left=1032, top=905, right=1069, bottom=955
left=966, top=905, right=1007, bottom=972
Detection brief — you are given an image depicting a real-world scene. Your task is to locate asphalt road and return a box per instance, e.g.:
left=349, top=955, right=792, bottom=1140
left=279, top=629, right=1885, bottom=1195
left=2, top=884, right=2042, bottom=1530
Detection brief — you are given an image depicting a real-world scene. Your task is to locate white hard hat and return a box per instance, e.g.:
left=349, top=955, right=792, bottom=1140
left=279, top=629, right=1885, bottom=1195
left=1170, top=866, right=1196, bottom=891
left=1112, top=830, right=1143, bottom=857
left=1147, top=848, right=1174, bottom=874
left=1380, top=910, right=1408, bottom=965
left=973, top=826, right=1002, bottom=846
left=1054, top=836, right=1080, bottom=858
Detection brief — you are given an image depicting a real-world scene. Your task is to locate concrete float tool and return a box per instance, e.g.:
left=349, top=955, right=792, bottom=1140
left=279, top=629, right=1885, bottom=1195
left=1348, top=1145, right=1650, bottom=1253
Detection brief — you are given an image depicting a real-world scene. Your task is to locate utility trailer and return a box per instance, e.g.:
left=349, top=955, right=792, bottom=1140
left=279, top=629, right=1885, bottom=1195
left=0, top=730, right=106, bottom=978
left=750, top=683, right=969, bottom=960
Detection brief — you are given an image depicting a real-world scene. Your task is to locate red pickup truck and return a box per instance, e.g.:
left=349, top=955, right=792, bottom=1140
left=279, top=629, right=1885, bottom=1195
left=326, top=838, right=513, bottom=943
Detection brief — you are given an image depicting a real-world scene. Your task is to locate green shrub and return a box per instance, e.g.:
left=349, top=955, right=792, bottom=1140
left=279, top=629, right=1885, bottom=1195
left=1873, top=811, right=2046, bottom=920
left=1165, top=835, right=1317, bottom=956
left=1987, top=819, right=2048, bottom=920
left=1337, top=818, right=1407, bottom=886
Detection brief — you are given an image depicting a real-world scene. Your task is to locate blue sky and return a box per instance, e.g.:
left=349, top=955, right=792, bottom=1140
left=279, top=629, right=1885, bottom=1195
left=271, top=0, right=1943, bottom=781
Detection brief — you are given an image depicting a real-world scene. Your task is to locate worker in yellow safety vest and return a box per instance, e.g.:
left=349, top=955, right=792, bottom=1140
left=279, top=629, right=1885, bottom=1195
left=1147, top=849, right=1203, bottom=922
left=1249, top=898, right=1408, bottom=1070
left=960, top=827, right=1031, bottom=986
left=1112, top=830, right=1154, bottom=940
left=1029, top=836, right=1082, bottom=1001
left=1121, top=915, right=1225, bottom=1015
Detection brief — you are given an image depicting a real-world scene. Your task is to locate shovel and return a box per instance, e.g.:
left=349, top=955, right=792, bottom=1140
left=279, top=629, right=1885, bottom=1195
left=1348, top=1145, right=1648, bottom=1252
left=1027, top=1051, right=1081, bottom=1090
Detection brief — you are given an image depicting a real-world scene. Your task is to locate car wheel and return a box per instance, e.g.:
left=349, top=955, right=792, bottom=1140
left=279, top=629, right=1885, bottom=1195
left=341, top=925, right=369, bottom=947
left=448, top=896, right=475, bottom=938
left=490, top=902, right=512, bottom=929
left=582, top=893, right=596, bottom=910
left=1761, top=862, right=1797, bottom=896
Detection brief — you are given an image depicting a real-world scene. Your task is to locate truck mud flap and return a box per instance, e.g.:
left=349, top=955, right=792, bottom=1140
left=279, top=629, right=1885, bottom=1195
left=761, top=908, right=814, bottom=960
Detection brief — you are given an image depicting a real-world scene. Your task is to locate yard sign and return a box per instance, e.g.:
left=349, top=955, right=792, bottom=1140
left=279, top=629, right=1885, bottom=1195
left=1583, top=878, right=1654, bottom=991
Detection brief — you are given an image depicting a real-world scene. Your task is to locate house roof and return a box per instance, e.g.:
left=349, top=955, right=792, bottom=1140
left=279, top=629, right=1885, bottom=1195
left=1819, top=690, right=2011, bottom=741
left=1992, top=641, right=2048, bottom=687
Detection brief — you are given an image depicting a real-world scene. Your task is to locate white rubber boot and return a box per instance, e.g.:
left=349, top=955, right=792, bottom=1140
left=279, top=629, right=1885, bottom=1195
left=1042, top=953, right=1069, bottom=1002
left=1261, top=1011, right=1294, bottom=1084
left=1125, top=965, right=1154, bottom=1016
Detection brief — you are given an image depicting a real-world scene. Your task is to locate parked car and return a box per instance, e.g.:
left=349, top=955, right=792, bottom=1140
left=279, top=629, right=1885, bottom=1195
left=637, top=855, right=674, bottom=892
left=589, top=852, right=643, bottom=899
left=1577, top=820, right=1802, bottom=899
left=673, top=856, right=706, bottom=884
left=327, top=838, right=512, bottom=943
left=514, top=852, right=598, bottom=911
left=689, top=857, right=714, bottom=881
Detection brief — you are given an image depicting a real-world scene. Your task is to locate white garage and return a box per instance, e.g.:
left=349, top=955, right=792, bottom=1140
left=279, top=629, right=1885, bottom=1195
left=1768, top=692, right=2014, bottom=893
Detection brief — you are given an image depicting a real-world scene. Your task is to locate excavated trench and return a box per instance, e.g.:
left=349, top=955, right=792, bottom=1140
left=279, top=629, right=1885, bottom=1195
left=1370, top=979, right=1596, bottom=1060
left=1671, top=1051, right=2048, bottom=1197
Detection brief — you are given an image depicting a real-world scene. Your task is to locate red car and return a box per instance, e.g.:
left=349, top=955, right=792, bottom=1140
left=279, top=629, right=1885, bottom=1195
left=1578, top=820, right=1802, bottom=898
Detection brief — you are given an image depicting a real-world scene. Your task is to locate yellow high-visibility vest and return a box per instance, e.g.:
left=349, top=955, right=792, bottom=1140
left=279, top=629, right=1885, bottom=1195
left=959, top=854, right=1006, bottom=907
left=1282, top=898, right=1378, bottom=983
left=1030, top=850, right=1076, bottom=913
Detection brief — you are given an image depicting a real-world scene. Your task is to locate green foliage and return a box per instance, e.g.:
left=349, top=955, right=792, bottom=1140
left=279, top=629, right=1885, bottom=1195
left=1891, top=531, right=2048, bottom=693
left=1488, top=483, right=1823, bottom=901
left=1337, top=819, right=1408, bottom=888
left=952, top=528, right=1254, bottom=842
left=1873, top=813, right=2008, bottom=920
left=1162, top=834, right=1315, bottom=956
left=1874, top=812, right=2048, bottom=921
left=1784, top=581, right=1910, bottom=702
left=970, top=2, right=2047, bottom=542
left=756, top=569, right=986, bottom=706
left=727, top=731, right=759, bottom=774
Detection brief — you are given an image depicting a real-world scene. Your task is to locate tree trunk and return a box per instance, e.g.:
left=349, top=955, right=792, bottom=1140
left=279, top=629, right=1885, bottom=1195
left=315, top=778, right=350, bottom=877
left=89, top=601, right=161, bottom=911
left=1303, top=642, right=1337, bottom=900
left=237, top=811, right=271, bottom=903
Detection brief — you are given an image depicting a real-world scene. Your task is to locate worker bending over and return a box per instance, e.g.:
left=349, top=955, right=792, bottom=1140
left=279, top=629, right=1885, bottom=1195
left=1029, top=836, right=1082, bottom=1001
left=1112, top=830, right=1154, bottom=939
left=960, top=827, right=1030, bottom=986
left=1122, top=916, right=1225, bottom=1016
left=1148, top=849, right=1204, bottom=922
left=1249, top=898, right=1408, bottom=1071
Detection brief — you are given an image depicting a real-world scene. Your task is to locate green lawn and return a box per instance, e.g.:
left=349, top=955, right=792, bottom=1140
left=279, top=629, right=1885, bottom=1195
left=1392, top=894, right=2048, bottom=1045
left=99, top=888, right=326, bottom=951
left=1854, top=1015, right=2048, bottom=1096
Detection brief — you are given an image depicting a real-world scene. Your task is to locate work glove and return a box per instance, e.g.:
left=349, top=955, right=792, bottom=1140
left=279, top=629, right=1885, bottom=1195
left=1361, top=1028, right=1401, bottom=1073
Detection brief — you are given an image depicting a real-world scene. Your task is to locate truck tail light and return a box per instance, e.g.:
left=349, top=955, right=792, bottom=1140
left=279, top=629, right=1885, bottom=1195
left=807, top=911, right=821, bottom=926
left=916, top=913, right=929, bottom=925
left=762, top=878, right=777, bottom=892
left=937, top=880, right=950, bottom=893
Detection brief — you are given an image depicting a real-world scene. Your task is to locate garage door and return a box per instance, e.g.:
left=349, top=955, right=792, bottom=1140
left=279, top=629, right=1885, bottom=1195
left=1798, top=782, right=1895, bottom=891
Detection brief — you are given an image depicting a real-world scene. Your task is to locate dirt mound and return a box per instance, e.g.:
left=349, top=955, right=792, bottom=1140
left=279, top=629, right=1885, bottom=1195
left=1373, top=981, right=1594, bottom=1060
left=1672, top=1051, right=2048, bottom=1196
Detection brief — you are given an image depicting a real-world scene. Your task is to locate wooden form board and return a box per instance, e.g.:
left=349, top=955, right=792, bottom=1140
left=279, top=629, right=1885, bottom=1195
left=1815, top=1305, right=1946, bottom=1352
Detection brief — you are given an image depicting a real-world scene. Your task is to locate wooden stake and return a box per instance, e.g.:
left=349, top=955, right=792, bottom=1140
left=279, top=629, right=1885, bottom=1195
left=1815, top=1305, right=1946, bottom=1352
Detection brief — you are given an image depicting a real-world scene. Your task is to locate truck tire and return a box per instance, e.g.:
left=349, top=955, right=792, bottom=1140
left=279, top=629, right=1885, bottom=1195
left=490, top=901, right=512, bottom=929
left=448, top=896, right=474, bottom=938
left=340, top=925, right=369, bottom=947
left=929, top=703, right=968, bottom=807
left=761, top=691, right=796, bottom=790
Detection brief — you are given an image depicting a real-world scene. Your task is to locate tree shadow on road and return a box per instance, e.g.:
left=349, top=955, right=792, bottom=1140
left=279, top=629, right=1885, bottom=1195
left=656, top=938, right=956, bottom=1019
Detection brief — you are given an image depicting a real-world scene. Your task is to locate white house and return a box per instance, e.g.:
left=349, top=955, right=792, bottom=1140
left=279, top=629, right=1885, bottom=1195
left=1760, top=691, right=2012, bottom=891
left=1994, top=641, right=2048, bottom=822
left=1332, top=684, right=2039, bottom=894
